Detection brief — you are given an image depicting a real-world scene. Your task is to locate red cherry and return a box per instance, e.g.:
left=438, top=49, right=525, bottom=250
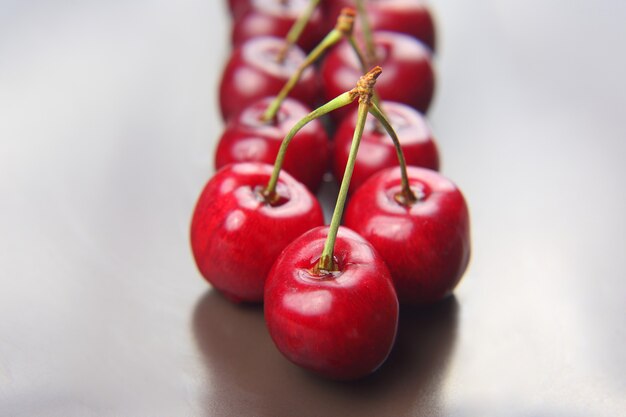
left=326, top=0, right=436, bottom=51
left=190, top=163, right=324, bottom=303
left=219, top=36, right=318, bottom=121
left=227, top=0, right=250, bottom=19
left=264, top=226, right=399, bottom=380
left=232, top=0, right=325, bottom=52
left=215, top=97, right=329, bottom=192
left=320, top=31, right=435, bottom=120
left=344, top=166, right=470, bottom=304
left=333, top=100, right=439, bottom=194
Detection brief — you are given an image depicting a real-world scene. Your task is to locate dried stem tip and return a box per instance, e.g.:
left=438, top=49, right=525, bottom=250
left=335, top=8, right=356, bottom=35
left=357, top=66, right=382, bottom=104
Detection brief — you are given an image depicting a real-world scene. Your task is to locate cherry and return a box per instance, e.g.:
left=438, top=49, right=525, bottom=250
left=321, top=31, right=435, bottom=120
left=232, top=0, right=325, bottom=52
left=215, top=96, right=329, bottom=192
left=227, top=0, right=252, bottom=20
left=264, top=225, right=399, bottom=380
left=190, top=162, right=324, bottom=303
left=219, top=36, right=318, bottom=121
left=333, top=100, right=439, bottom=194
left=326, top=0, right=436, bottom=52
left=344, top=166, right=471, bottom=304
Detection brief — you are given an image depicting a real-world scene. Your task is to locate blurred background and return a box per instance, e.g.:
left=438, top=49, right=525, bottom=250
left=1, top=0, right=625, bottom=416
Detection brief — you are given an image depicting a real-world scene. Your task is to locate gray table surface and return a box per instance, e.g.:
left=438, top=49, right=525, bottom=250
left=1, top=1, right=625, bottom=416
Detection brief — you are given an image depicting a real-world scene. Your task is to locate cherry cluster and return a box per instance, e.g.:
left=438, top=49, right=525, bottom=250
left=191, top=0, right=470, bottom=381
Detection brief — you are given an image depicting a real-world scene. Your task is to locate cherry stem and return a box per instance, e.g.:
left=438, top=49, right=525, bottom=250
left=262, top=8, right=357, bottom=123
left=347, top=34, right=369, bottom=74
left=262, top=89, right=359, bottom=202
left=355, top=0, right=376, bottom=65
left=368, top=102, right=418, bottom=205
left=316, top=66, right=382, bottom=272
left=276, top=0, right=321, bottom=63
left=346, top=34, right=388, bottom=131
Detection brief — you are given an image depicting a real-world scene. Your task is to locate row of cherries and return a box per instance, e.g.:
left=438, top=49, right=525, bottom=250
left=191, top=0, right=471, bottom=380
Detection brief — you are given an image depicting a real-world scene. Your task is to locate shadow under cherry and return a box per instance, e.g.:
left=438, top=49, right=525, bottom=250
left=192, top=290, right=459, bottom=417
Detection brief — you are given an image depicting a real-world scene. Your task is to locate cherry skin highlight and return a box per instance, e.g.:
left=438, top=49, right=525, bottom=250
left=321, top=31, right=435, bottom=121
left=264, top=226, right=399, bottom=380
left=190, top=163, right=324, bottom=303
left=333, top=100, right=439, bottom=194
left=219, top=36, right=318, bottom=121
left=232, top=0, right=325, bottom=52
left=215, top=97, right=329, bottom=192
left=344, top=166, right=470, bottom=305
left=325, top=0, right=436, bottom=52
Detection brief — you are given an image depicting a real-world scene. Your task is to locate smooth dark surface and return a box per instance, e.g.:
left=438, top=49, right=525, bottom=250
left=1, top=1, right=625, bottom=416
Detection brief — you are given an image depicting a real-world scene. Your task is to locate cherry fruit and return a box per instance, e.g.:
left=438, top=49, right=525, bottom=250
left=326, top=0, right=436, bottom=52
left=333, top=100, right=439, bottom=194
left=232, top=0, right=325, bottom=52
left=190, top=162, right=324, bottom=303
left=215, top=96, right=329, bottom=192
left=219, top=36, right=318, bottom=121
left=321, top=31, right=435, bottom=120
left=344, top=166, right=470, bottom=304
left=264, top=226, right=399, bottom=380
left=228, top=0, right=252, bottom=20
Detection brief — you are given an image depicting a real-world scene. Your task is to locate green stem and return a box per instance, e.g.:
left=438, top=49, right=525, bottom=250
left=276, top=0, right=321, bottom=63
left=347, top=35, right=368, bottom=74
left=262, top=8, right=356, bottom=123
left=369, top=102, right=418, bottom=205
left=263, top=90, right=358, bottom=201
left=347, top=33, right=388, bottom=129
left=316, top=101, right=368, bottom=271
left=355, top=0, right=376, bottom=65
left=315, top=66, right=382, bottom=272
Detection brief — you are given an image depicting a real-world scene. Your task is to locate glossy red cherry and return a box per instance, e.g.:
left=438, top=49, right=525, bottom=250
left=321, top=31, right=435, bottom=120
left=264, top=226, right=399, bottom=380
left=219, top=36, right=318, bottom=121
left=325, top=0, right=436, bottom=51
left=215, top=97, right=329, bottom=192
left=232, top=0, right=325, bottom=52
left=344, top=166, right=470, bottom=304
left=333, top=100, right=439, bottom=194
left=190, top=163, right=324, bottom=303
